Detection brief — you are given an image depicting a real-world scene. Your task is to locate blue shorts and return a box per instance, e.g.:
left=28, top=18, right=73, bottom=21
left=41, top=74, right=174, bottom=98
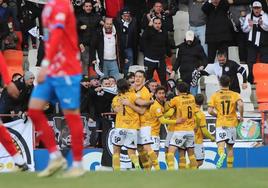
left=31, top=74, right=82, bottom=110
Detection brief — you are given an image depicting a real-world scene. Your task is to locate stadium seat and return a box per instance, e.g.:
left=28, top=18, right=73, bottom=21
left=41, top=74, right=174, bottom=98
left=3, top=50, right=24, bottom=77
left=253, top=63, right=268, bottom=82
left=228, top=46, right=240, bottom=63
left=255, top=81, right=268, bottom=103
left=128, top=65, right=145, bottom=73
left=28, top=49, right=38, bottom=68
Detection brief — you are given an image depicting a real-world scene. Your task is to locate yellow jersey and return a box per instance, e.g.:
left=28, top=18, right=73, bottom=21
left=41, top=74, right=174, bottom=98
left=208, top=89, right=241, bottom=127
left=169, top=93, right=196, bottom=131
left=165, top=102, right=176, bottom=132
left=135, top=86, right=152, bottom=127
left=112, top=91, right=140, bottom=130
left=149, top=100, right=165, bottom=136
left=194, top=107, right=207, bottom=144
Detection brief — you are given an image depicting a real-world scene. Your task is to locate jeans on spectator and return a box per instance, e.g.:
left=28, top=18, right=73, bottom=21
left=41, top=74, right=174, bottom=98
left=81, top=45, right=90, bottom=76
left=103, top=59, right=121, bottom=80
left=190, top=86, right=198, bottom=96
left=144, top=58, right=167, bottom=87
left=124, top=48, right=133, bottom=76
left=190, top=25, right=207, bottom=55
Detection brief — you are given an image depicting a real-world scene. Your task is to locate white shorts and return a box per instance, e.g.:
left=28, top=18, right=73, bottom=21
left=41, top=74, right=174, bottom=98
left=137, top=126, right=153, bottom=145
left=169, top=131, right=195, bottom=149
left=151, top=136, right=160, bottom=151
left=216, top=127, right=236, bottom=145
left=112, top=128, right=137, bottom=149
left=194, top=144, right=205, bottom=161
left=165, top=131, right=174, bottom=148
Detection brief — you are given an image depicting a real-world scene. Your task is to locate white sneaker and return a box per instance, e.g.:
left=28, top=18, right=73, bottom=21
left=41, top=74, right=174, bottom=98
left=37, top=156, right=67, bottom=177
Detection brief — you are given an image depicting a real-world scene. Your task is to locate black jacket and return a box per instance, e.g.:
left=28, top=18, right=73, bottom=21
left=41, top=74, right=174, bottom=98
left=141, top=26, right=171, bottom=60
left=76, top=12, right=102, bottom=46
left=0, top=77, right=34, bottom=122
left=80, top=85, right=90, bottom=114
left=202, top=0, right=234, bottom=43
left=221, top=60, right=247, bottom=93
left=114, top=15, right=138, bottom=65
left=173, top=38, right=208, bottom=84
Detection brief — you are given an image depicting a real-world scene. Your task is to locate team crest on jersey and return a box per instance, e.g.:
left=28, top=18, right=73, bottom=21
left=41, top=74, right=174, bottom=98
left=224, top=66, right=230, bottom=72
left=55, top=12, right=66, bottom=21
left=157, top=108, right=161, bottom=113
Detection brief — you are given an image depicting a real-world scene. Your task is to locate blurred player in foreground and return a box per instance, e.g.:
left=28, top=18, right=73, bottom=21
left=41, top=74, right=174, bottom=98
left=0, top=52, right=28, bottom=171
left=208, top=75, right=244, bottom=168
left=27, top=0, right=84, bottom=178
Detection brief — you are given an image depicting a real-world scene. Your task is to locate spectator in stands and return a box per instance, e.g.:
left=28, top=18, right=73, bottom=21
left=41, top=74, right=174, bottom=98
left=80, top=75, right=90, bottom=114
left=204, top=48, right=248, bottom=93
left=108, top=76, right=116, bottom=87
left=92, top=18, right=122, bottom=80
left=2, top=22, right=18, bottom=50
left=188, top=0, right=208, bottom=55
left=147, top=78, right=158, bottom=95
left=0, top=0, right=9, bottom=50
left=114, top=8, right=138, bottom=76
left=6, top=0, right=19, bottom=30
left=202, top=0, right=234, bottom=64
left=142, top=0, right=177, bottom=56
left=141, top=17, right=171, bottom=86
left=77, top=0, right=103, bottom=75
left=20, top=1, right=39, bottom=51
left=0, top=71, right=34, bottom=123
left=241, top=0, right=268, bottom=84
left=171, top=30, right=208, bottom=95
left=228, top=0, right=250, bottom=64
left=89, top=77, right=116, bottom=147
left=92, top=0, right=106, bottom=18
left=125, top=71, right=135, bottom=86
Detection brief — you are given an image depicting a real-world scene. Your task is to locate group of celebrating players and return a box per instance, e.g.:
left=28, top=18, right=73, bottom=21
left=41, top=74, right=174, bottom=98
left=112, top=71, right=244, bottom=170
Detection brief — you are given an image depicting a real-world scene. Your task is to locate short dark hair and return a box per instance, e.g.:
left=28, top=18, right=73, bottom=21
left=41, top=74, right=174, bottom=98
left=176, top=81, right=189, bottom=93
left=219, top=75, right=231, bottom=87
left=117, top=79, right=130, bottom=94
left=125, top=72, right=135, bottom=80
left=217, top=48, right=227, bottom=57
left=83, top=0, right=93, bottom=6
left=100, top=77, right=109, bottom=84
left=195, top=94, right=204, bottom=106
left=135, top=70, right=146, bottom=78
left=155, top=86, right=166, bottom=94
left=154, top=0, right=163, bottom=5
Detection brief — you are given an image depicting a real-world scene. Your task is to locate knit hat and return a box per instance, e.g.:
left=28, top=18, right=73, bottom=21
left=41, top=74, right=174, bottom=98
left=185, top=30, right=195, bottom=41
left=252, top=1, right=262, bottom=7
left=24, top=71, right=34, bottom=81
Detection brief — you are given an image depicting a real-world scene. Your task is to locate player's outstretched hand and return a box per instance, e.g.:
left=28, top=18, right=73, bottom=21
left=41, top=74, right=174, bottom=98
left=6, top=82, right=19, bottom=98
left=37, top=67, right=48, bottom=83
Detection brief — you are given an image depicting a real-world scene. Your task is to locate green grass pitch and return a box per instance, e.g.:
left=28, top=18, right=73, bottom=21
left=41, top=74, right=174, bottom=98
left=0, top=169, right=267, bottom=188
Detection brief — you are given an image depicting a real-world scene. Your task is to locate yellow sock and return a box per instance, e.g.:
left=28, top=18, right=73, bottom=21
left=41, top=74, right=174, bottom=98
left=129, top=154, right=141, bottom=169
left=112, top=153, right=120, bottom=171
left=227, top=156, right=234, bottom=168
left=166, top=153, right=174, bottom=170
left=148, top=151, right=160, bottom=170
left=218, top=146, right=225, bottom=157
left=179, top=156, right=186, bottom=169
left=139, top=151, right=151, bottom=170
left=189, top=155, right=198, bottom=169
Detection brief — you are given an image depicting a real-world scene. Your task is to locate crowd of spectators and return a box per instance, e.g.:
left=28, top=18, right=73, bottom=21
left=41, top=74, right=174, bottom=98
left=0, top=0, right=268, bottom=148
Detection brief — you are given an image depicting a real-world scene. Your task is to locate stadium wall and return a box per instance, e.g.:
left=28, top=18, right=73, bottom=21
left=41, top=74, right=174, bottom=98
left=34, top=146, right=268, bottom=171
